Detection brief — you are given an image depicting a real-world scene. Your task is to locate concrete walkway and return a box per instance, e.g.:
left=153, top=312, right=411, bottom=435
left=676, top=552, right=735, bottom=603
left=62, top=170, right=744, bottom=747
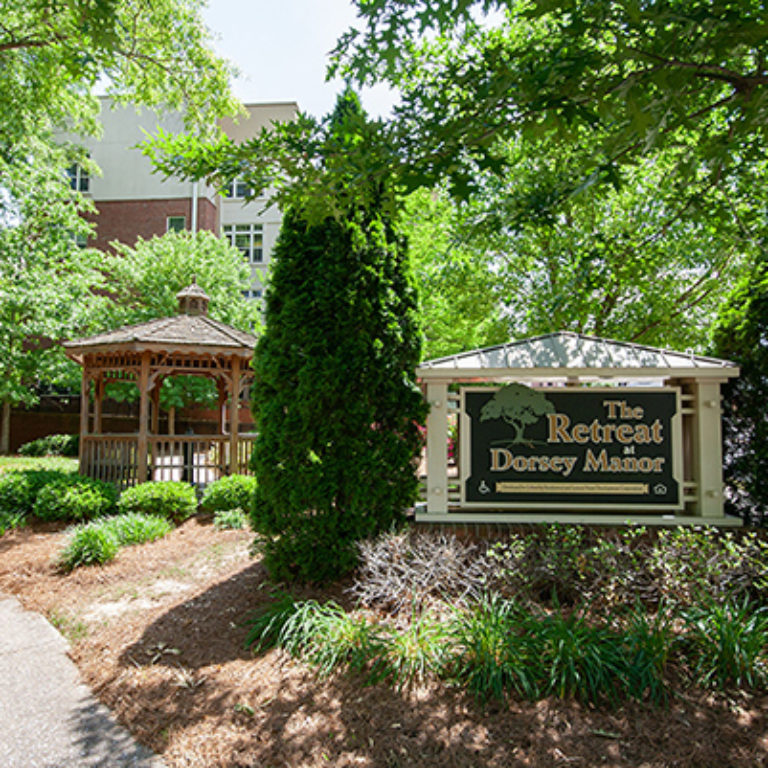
left=0, top=596, right=164, bottom=768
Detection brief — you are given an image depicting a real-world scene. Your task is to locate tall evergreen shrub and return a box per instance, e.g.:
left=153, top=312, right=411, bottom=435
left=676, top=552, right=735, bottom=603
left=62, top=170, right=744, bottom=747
left=250, top=92, right=426, bottom=582
left=711, top=259, right=768, bottom=524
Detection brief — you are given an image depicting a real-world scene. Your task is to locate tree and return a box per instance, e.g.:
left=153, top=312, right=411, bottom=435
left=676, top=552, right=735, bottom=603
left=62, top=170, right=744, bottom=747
left=99, top=230, right=260, bottom=411
left=480, top=383, right=554, bottom=443
left=0, top=0, right=235, bottom=451
left=250, top=91, right=426, bottom=583
left=401, top=188, right=507, bottom=358
left=333, top=0, right=768, bottom=206
left=1, top=0, right=235, bottom=156
left=711, top=257, right=768, bottom=524
left=462, top=142, right=758, bottom=349
left=0, top=141, right=105, bottom=452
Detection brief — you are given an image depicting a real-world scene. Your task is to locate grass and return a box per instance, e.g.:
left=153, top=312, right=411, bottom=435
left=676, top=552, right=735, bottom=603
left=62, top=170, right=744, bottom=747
left=0, top=456, right=78, bottom=474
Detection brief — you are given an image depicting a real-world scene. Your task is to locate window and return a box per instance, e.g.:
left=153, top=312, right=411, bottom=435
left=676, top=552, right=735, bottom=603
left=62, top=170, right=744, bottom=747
left=223, top=223, right=263, bottom=263
left=223, top=177, right=253, bottom=199
left=243, top=288, right=263, bottom=300
left=66, top=164, right=89, bottom=192
left=167, top=216, right=187, bottom=233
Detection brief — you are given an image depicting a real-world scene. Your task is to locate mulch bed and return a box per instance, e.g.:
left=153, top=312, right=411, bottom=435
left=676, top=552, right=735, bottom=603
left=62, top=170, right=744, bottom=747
left=1, top=518, right=766, bottom=767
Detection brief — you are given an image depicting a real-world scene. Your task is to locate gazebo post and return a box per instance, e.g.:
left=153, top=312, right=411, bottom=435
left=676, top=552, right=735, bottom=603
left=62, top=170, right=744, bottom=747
left=137, top=351, right=151, bottom=483
left=93, top=374, right=104, bottom=434
left=216, top=378, right=227, bottom=435
left=229, top=357, right=241, bottom=475
left=78, top=369, right=91, bottom=471
left=151, top=381, right=161, bottom=435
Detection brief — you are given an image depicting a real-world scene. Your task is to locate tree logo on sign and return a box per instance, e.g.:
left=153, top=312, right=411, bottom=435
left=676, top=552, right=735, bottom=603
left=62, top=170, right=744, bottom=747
left=479, top=383, right=554, bottom=444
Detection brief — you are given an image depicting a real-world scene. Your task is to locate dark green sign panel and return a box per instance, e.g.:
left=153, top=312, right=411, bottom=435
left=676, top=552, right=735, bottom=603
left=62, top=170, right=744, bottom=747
left=464, top=385, right=680, bottom=508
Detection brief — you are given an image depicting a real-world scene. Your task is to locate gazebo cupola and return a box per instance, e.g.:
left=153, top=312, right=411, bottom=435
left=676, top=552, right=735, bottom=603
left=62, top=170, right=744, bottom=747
left=176, top=277, right=210, bottom=316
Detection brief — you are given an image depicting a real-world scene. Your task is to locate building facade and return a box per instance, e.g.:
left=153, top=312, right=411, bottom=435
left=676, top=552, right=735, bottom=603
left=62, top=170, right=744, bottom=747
left=63, top=98, right=298, bottom=298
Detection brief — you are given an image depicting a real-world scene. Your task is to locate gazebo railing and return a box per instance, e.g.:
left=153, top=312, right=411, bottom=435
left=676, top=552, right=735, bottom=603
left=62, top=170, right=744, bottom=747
left=81, top=434, right=257, bottom=491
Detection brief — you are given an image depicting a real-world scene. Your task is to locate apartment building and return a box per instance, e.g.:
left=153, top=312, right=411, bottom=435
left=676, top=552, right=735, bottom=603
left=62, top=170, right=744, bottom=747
left=64, top=98, right=298, bottom=298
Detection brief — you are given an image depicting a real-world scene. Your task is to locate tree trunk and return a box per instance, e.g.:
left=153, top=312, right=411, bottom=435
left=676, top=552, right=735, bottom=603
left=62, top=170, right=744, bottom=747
left=0, top=400, right=10, bottom=455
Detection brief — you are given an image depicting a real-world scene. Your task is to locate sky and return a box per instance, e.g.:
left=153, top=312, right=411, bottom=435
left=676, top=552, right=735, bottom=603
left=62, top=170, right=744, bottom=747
left=201, top=0, right=399, bottom=119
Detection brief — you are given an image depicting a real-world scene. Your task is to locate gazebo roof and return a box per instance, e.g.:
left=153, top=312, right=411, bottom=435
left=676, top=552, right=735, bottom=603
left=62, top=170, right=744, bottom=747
left=64, top=282, right=258, bottom=361
left=417, top=332, right=739, bottom=380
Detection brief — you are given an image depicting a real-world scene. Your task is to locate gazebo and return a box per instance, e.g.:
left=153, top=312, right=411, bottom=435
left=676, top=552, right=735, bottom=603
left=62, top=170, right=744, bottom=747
left=64, top=281, right=258, bottom=489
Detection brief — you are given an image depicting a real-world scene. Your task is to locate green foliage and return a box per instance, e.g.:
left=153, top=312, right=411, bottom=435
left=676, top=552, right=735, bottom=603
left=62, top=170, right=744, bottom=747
left=446, top=594, right=533, bottom=701
left=333, top=0, right=768, bottom=210
left=0, top=0, right=236, bottom=445
left=201, top=475, right=258, bottom=514
left=57, top=512, right=172, bottom=571
left=711, top=259, right=768, bottom=523
left=104, top=512, right=172, bottom=546
left=58, top=523, right=120, bottom=571
left=213, top=508, right=248, bottom=531
left=681, top=599, right=768, bottom=690
left=400, top=188, right=507, bottom=358
left=98, top=231, right=260, bottom=410
left=250, top=93, right=426, bottom=583
left=18, top=434, right=79, bottom=457
left=0, top=472, right=35, bottom=519
left=0, top=509, right=27, bottom=536
left=117, top=481, right=197, bottom=524
left=32, top=475, right=117, bottom=522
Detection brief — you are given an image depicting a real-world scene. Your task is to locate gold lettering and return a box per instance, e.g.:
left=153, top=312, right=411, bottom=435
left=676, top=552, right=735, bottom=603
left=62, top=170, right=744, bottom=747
left=548, top=413, right=572, bottom=443
left=616, top=424, right=634, bottom=444
left=490, top=448, right=513, bottom=471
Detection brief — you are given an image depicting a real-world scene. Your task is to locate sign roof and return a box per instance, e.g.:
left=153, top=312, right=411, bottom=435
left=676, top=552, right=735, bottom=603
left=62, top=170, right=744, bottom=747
left=418, top=332, right=738, bottom=378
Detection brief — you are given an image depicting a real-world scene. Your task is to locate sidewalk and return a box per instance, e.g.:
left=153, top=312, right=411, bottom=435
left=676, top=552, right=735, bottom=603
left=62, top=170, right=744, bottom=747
left=0, top=596, right=164, bottom=768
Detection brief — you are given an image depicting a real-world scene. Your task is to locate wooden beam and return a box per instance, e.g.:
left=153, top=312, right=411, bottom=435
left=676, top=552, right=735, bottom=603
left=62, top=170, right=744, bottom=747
left=137, top=351, right=151, bottom=483
left=229, top=357, right=241, bottom=475
left=79, top=370, right=90, bottom=473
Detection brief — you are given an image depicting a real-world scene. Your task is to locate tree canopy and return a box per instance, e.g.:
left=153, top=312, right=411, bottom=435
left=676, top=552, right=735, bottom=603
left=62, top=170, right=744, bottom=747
left=1, top=0, right=235, bottom=156
left=333, top=0, right=768, bottom=204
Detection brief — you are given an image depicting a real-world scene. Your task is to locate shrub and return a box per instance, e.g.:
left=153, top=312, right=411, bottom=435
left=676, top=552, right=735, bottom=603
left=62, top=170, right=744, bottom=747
left=18, top=433, right=79, bottom=457
left=33, top=476, right=117, bottom=522
left=104, top=512, right=172, bottom=545
left=57, top=512, right=173, bottom=571
left=201, top=475, right=257, bottom=514
left=58, top=523, right=120, bottom=571
left=117, top=481, right=197, bottom=523
left=0, top=472, right=34, bottom=518
left=351, top=529, right=493, bottom=615
left=446, top=595, right=538, bottom=702
left=681, top=598, right=768, bottom=689
left=0, top=509, right=27, bottom=536
left=0, top=468, right=76, bottom=520
left=213, top=507, right=248, bottom=530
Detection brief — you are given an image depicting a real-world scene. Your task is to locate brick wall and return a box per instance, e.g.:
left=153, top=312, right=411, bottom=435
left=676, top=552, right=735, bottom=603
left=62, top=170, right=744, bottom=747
left=85, top=198, right=219, bottom=251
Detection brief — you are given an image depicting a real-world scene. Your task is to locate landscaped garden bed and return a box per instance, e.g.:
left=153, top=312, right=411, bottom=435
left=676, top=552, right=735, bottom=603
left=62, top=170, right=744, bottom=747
left=1, top=460, right=766, bottom=768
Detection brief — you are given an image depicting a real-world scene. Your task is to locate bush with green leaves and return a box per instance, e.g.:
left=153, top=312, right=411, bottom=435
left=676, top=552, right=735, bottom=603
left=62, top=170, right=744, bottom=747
left=681, top=598, right=768, bottom=689
left=117, top=481, right=197, bottom=523
left=213, top=507, right=248, bottom=530
left=201, top=475, right=257, bottom=514
left=18, top=433, right=79, bottom=457
left=0, top=469, right=75, bottom=522
left=104, top=512, right=172, bottom=546
left=58, top=523, right=120, bottom=571
left=58, top=512, right=173, bottom=571
left=33, top=475, right=117, bottom=522
left=249, top=92, right=426, bottom=583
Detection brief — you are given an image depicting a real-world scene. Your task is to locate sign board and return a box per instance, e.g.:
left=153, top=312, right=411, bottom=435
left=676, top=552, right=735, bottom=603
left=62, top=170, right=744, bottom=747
left=461, top=385, right=683, bottom=511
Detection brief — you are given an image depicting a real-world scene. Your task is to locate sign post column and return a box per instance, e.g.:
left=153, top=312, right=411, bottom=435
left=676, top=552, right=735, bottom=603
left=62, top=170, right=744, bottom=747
left=690, top=378, right=726, bottom=519
left=425, top=381, right=448, bottom=514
